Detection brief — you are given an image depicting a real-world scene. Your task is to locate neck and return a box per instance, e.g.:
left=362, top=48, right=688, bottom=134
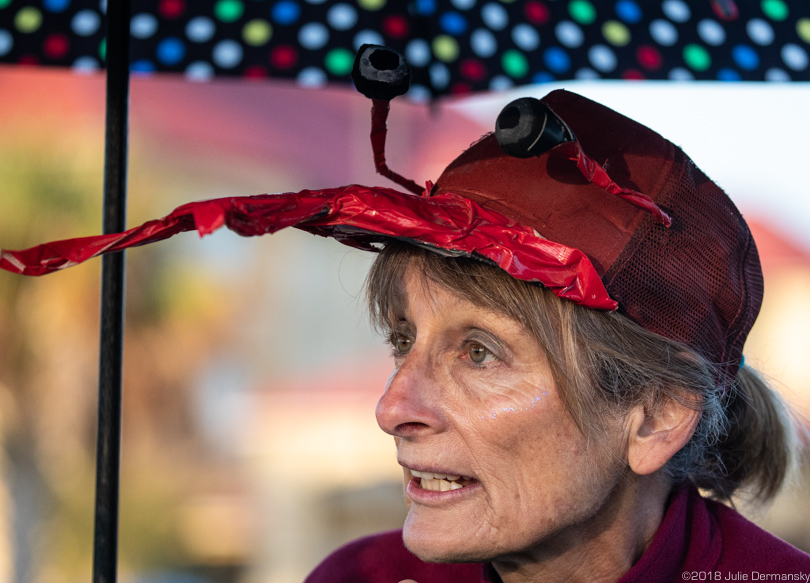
left=491, top=473, right=671, bottom=583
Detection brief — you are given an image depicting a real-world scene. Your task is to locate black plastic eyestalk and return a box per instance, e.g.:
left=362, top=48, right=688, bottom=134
left=495, top=97, right=576, bottom=158
left=352, top=44, right=411, bottom=101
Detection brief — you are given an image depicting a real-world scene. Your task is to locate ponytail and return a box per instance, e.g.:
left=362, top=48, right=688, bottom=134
left=696, top=365, right=800, bottom=503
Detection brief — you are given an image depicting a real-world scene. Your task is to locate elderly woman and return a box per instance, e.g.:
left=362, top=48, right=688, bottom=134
left=301, top=89, right=810, bottom=582
left=2, top=77, right=809, bottom=582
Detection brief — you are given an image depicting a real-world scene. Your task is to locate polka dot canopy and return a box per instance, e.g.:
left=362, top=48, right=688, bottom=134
left=1, top=0, right=809, bottom=98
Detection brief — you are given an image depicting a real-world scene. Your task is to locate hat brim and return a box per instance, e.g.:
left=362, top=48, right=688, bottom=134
left=0, top=185, right=617, bottom=310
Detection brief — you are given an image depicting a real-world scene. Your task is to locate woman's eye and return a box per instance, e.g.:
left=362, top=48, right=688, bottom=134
left=393, top=334, right=412, bottom=355
left=468, top=342, right=492, bottom=364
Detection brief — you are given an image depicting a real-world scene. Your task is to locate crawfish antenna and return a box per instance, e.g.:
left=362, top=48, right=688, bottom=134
left=352, top=45, right=423, bottom=195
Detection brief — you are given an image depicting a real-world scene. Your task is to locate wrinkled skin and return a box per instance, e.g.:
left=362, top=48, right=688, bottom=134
left=376, top=268, right=669, bottom=583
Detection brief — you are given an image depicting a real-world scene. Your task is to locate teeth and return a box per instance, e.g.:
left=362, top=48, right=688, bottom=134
left=409, top=469, right=473, bottom=492
left=418, top=477, right=466, bottom=492
left=410, top=470, right=461, bottom=481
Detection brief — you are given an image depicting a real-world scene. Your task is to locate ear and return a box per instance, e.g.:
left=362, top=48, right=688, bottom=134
left=626, top=395, right=701, bottom=476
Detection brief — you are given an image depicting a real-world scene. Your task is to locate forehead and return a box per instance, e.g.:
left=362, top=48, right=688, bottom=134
left=390, top=265, right=454, bottom=318
left=368, top=242, right=558, bottom=342
left=394, top=266, right=522, bottom=330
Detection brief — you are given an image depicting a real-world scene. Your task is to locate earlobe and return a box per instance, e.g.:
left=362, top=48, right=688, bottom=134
left=626, top=397, right=701, bottom=476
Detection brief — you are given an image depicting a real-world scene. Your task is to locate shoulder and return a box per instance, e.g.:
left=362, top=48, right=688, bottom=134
left=709, top=499, right=810, bottom=572
left=304, top=529, right=484, bottom=583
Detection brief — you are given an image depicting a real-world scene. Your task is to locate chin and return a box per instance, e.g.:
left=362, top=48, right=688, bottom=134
left=402, top=516, right=491, bottom=564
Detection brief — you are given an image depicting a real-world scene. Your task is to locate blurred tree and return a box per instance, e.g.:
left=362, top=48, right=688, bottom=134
left=0, top=101, right=236, bottom=582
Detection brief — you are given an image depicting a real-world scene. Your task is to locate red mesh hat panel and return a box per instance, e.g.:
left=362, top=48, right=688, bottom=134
left=603, top=153, right=763, bottom=380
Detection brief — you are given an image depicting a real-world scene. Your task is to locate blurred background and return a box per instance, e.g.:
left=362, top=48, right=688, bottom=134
left=1, top=65, right=810, bottom=583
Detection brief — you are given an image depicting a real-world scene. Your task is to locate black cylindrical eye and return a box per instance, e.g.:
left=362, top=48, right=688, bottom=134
left=495, top=97, right=576, bottom=158
left=351, top=44, right=411, bottom=101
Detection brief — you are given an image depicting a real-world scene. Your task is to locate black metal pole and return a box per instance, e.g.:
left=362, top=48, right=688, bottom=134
left=93, top=1, right=130, bottom=582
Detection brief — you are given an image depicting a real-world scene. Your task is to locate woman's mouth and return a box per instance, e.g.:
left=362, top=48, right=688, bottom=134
left=409, top=469, right=477, bottom=492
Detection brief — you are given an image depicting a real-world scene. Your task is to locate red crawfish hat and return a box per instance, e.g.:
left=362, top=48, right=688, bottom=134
left=0, top=47, right=762, bottom=381
left=432, top=89, right=762, bottom=381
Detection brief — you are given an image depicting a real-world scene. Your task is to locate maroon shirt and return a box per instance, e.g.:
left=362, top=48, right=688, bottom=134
left=306, top=484, right=810, bottom=582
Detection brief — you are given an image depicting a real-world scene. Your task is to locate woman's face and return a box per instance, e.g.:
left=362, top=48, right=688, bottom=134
left=375, top=268, right=630, bottom=563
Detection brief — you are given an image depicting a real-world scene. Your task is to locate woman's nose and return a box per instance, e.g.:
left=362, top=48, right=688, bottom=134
left=376, top=354, right=445, bottom=438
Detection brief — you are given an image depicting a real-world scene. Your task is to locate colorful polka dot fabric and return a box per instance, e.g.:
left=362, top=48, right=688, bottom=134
left=1, top=0, right=809, bottom=99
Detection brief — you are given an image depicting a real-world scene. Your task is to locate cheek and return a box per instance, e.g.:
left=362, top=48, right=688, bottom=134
left=489, top=410, right=623, bottom=537
left=437, top=357, right=608, bottom=492
left=442, top=365, right=562, bottom=470
left=453, top=377, right=574, bottom=490
left=456, top=374, right=606, bottom=489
